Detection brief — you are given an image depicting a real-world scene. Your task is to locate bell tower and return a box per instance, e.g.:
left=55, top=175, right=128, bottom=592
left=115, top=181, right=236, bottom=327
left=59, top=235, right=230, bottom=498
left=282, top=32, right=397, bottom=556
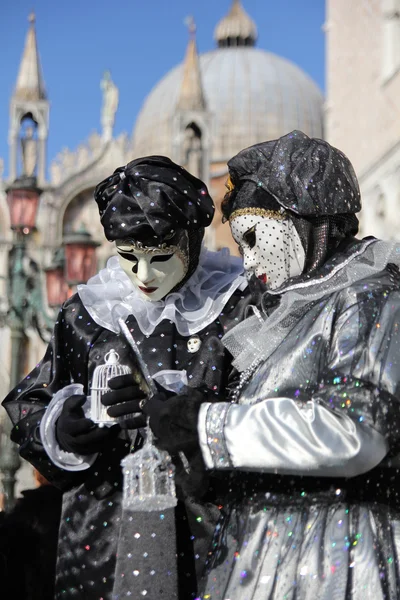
left=173, top=17, right=211, bottom=186
left=9, top=13, right=49, bottom=186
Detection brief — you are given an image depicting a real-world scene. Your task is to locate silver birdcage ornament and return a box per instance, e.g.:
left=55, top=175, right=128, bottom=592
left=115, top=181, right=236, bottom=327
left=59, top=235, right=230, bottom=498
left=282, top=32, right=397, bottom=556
left=90, top=349, right=131, bottom=425
left=121, top=425, right=177, bottom=511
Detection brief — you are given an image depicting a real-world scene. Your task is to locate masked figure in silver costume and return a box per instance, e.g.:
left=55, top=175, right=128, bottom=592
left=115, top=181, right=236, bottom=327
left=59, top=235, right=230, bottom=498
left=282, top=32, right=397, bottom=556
left=140, top=131, right=400, bottom=599
left=197, top=130, right=400, bottom=599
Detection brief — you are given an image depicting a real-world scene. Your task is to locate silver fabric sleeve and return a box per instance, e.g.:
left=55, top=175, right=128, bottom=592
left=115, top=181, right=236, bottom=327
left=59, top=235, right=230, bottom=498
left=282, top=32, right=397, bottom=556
left=40, top=383, right=97, bottom=472
left=198, top=398, right=388, bottom=476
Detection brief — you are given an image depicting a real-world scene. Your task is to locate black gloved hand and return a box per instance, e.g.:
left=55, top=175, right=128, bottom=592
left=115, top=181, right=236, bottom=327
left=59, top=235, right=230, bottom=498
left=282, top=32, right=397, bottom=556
left=101, top=374, right=147, bottom=429
left=142, top=389, right=205, bottom=455
left=143, top=389, right=212, bottom=499
left=56, top=394, right=120, bottom=455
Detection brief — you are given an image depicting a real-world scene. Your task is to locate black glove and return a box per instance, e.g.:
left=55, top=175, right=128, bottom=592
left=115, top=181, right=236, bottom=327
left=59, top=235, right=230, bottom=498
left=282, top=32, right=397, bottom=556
left=143, top=389, right=213, bottom=499
left=56, top=394, right=120, bottom=455
left=142, top=389, right=205, bottom=455
left=101, top=374, right=147, bottom=429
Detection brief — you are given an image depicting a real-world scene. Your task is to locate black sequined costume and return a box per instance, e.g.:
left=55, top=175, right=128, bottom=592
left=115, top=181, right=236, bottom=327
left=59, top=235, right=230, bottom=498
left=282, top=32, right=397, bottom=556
left=3, top=282, right=249, bottom=599
left=2, top=156, right=250, bottom=600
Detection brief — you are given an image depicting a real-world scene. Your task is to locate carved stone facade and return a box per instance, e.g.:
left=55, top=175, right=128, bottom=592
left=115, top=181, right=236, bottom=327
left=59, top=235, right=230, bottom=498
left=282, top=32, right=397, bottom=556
left=326, top=0, right=400, bottom=239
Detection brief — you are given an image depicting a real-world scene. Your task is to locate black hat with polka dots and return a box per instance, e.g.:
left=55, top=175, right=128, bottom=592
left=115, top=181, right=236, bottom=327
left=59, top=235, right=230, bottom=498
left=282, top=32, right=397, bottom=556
left=223, top=130, right=361, bottom=220
left=94, top=156, right=214, bottom=243
left=223, top=131, right=362, bottom=276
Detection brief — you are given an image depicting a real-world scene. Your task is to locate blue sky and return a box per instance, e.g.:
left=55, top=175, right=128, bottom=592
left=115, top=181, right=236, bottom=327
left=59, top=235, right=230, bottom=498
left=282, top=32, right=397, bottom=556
left=0, top=0, right=325, bottom=176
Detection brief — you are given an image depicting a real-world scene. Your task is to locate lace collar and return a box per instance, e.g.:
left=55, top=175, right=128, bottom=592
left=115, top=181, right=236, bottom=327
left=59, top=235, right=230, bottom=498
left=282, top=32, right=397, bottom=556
left=78, top=248, right=247, bottom=336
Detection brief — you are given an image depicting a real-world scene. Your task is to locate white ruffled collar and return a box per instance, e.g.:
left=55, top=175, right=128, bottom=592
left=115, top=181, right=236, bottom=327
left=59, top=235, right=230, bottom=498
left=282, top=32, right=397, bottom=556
left=77, top=248, right=247, bottom=336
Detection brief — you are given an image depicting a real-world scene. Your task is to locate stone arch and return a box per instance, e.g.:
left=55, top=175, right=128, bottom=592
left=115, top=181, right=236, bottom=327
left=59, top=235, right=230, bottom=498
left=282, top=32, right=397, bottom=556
left=59, top=184, right=114, bottom=271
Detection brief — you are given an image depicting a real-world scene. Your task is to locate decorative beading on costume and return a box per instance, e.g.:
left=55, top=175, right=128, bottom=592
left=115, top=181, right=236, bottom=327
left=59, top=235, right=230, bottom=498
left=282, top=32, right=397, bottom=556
left=205, top=402, right=233, bottom=468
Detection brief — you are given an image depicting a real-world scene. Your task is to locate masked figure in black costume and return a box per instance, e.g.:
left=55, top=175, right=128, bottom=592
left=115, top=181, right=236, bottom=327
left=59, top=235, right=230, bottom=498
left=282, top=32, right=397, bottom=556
left=2, top=156, right=249, bottom=599
left=138, top=132, right=400, bottom=599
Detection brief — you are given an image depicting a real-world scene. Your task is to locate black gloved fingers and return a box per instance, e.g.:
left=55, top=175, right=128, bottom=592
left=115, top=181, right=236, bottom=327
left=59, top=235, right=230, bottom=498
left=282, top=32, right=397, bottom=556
left=108, top=374, right=137, bottom=390
left=63, top=394, right=87, bottom=414
left=106, top=399, right=143, bottom=418
left=61, top=417, right=96, bottom=436
left=101, top=385, right=146, bottom=407
left=71, top=424, right=119, bottom=447
left=118, top=414, right=148, bottom=430
left=141, top=393, right=168, bottom=437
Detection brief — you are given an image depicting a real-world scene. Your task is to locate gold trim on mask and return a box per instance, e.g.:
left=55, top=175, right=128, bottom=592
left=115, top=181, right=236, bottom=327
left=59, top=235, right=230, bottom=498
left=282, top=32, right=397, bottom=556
left=229, top=208, right=286, bottom=222
left=225, top=176, right=235, bottom=192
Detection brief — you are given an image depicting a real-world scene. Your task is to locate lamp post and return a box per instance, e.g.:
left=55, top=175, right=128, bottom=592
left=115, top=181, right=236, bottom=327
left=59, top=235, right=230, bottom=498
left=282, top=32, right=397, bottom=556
left=0, top=180, right=100, bottom=511
left=44, top=248, right=71, bottom=308
left=64, top=224, right=100, bottom=285
left=1, top=176, right=41, bottom=511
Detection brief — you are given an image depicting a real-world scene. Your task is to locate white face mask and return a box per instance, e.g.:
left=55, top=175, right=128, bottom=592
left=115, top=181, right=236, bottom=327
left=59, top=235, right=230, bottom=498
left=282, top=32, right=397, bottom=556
left=230, top=214, right=305, bottom=290
left=115, top=240, right=188, bottom=302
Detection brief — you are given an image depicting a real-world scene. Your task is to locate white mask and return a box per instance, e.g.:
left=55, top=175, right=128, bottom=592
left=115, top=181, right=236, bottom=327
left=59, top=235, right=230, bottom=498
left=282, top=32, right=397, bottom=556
left=230, top=213, right=305, bottom=290
left=116, top=240, right=188, bottom=302
left=187, top=335, right=201, bottom=353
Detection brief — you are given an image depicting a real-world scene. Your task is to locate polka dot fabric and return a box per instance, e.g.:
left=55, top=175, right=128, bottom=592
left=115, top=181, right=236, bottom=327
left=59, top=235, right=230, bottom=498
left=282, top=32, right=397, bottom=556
left=224, top=130, right=361, bottom=219
left=230, top=214, right=305, bottom=290
left=94, top=155, right=214, bottom=243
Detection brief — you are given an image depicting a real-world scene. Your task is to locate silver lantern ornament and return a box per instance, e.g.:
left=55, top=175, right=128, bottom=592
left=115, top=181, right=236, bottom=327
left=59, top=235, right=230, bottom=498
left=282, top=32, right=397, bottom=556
left=116, top=318, right=178, bottom=512
left=121, top=424, right=177, bottom=511
left=90, top=349, right=131, bottom=425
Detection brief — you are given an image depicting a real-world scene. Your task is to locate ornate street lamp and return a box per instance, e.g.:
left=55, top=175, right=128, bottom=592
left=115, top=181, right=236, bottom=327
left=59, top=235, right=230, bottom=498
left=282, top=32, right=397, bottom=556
left=6, top=176, right=41, bottom=233
left=64, top=225, right=100, bottom=285
left=1, top=176, right=42, bottom=511
left=44, top=247, right=71, bottom=308
left=2, top=183, right=101, bottom=510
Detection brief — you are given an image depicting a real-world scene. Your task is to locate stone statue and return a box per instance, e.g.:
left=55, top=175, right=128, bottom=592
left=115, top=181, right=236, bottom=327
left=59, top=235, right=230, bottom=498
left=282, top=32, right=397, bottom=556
left=183, top=126, right=202, bottom=179
left=21, top=125, right=37, bottom=177
left=101, top=71, right=119, bottom=140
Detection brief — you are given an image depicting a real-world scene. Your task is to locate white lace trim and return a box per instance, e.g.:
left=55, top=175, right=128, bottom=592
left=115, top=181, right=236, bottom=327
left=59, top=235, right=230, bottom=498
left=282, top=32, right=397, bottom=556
left=223, top=239, right=400, bottom=372
left=77, top=248, right=246, bottom=336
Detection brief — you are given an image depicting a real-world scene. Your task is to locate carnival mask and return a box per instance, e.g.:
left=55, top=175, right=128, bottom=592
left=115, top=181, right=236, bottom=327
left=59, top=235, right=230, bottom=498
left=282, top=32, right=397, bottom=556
left=116, top=235, right=189, bottom=302
left=230, top=212, right=305, bottom=290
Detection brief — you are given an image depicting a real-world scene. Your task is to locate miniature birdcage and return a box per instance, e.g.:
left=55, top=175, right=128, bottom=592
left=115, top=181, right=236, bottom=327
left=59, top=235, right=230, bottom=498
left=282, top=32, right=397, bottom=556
left=90, top=349, right=131, bottom=424
left=121, top=426, right=177, bottom=511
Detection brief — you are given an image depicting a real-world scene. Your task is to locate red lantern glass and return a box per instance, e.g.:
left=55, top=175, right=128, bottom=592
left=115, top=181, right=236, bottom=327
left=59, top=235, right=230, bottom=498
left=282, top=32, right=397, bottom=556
left=45, top=266, right=71, bottom=308
left=64, top=228, right=100, bottom=285
left=7, top=187, right=40, bottom=232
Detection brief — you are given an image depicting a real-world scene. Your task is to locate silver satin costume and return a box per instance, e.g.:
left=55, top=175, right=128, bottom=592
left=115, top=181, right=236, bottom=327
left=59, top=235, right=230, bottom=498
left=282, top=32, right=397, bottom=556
left=198, top=238, right=400, bottom=600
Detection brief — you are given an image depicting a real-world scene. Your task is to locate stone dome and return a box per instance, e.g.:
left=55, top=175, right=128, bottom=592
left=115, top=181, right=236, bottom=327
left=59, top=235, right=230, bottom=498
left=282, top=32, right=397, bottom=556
left=132, top=46, right=324, bottom=163
left=132, top=1, right=323, bottom=164
left=214, top=0, right=258, bottom=47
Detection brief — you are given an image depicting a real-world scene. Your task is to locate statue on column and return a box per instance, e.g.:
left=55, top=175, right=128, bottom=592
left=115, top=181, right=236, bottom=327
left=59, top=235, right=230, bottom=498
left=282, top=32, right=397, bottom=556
left=100, top=71, right=119, bottom=141
left=183, top=125, right=202, bottom=179
left=20, top=124, right=37, bottom=178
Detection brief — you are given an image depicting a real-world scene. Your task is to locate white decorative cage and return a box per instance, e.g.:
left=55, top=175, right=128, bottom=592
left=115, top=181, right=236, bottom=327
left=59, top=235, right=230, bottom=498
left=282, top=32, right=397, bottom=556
left=90, top=349, right=131, bottom=424
left=121, top=427, right=177, bottom=512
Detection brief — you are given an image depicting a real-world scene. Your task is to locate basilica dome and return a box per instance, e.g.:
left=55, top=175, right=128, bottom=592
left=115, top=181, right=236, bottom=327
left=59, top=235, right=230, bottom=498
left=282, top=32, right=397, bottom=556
left=132, top=1, right=323, bottom=162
